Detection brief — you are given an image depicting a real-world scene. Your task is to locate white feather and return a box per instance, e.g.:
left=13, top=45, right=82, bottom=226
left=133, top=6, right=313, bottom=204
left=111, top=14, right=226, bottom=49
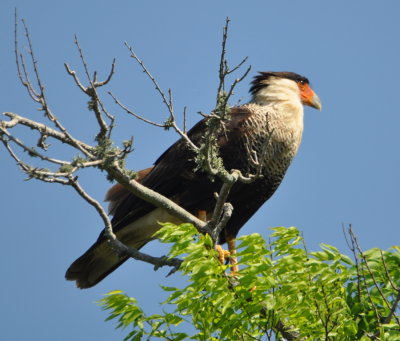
left=251, top=76, right=304, bottom=139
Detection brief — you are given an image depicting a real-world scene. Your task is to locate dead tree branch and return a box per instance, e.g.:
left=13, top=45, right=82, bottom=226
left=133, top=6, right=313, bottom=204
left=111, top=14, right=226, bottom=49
left=3, top=14, right=277, bottom=284
left=2, top=15, right=301, bottom=340
left=121, top=42, right=198, bottom=151
left=1, top=14, right=193, bottom=272
left=109, top=17, right=266, bottom=246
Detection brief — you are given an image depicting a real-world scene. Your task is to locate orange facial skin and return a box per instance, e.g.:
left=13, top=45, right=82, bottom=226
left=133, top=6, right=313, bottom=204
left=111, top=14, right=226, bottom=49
left=298, top=82, right=322, bottom=110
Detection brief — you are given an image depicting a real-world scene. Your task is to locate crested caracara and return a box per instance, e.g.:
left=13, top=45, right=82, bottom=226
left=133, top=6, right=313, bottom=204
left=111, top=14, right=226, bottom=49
left=66, top=71, right=321, bottom=288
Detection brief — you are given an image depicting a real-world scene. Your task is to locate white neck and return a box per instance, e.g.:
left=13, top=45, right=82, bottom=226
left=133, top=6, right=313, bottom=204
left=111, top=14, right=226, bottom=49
left=249, top=77, right=304, bottom=131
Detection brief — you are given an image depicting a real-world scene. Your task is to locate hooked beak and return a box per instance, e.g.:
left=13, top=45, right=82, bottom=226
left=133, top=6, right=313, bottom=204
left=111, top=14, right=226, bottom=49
left=300, top=83, right=322, bottom=111
left=308, top=92, right=322, bottom=111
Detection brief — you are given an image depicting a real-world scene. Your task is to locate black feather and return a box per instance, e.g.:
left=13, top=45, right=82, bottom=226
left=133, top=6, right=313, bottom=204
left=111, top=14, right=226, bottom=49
left=249, top=71, right=309, bottom=96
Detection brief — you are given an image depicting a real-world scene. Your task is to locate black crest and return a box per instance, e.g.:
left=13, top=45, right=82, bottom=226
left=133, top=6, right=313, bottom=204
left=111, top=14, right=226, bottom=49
left=249, top=71, right=309, bottom=96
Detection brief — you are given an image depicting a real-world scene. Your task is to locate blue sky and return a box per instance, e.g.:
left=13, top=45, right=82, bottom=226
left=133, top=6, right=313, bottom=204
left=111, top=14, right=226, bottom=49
left=1, top=1, right=400, bottom=340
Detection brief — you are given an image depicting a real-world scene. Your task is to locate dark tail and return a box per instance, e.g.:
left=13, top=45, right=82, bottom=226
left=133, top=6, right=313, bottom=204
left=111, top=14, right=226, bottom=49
left=65, top=239, right=129, bottom=289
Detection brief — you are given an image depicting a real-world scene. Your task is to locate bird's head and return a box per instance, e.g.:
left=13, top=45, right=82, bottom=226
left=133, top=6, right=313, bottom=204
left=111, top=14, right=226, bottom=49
left=249, top=71, right=322, bottom=111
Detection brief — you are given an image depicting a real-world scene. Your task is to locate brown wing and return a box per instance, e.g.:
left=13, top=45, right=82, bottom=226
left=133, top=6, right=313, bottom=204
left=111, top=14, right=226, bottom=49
left=65, top=106, right=258, bottom=288
left=106, top=106, right=254, bottom=233
left=105, top=167, right=153, bottom=216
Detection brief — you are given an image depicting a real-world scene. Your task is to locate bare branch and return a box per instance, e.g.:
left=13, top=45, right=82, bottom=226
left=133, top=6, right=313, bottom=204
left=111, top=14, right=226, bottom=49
left=4, top=18, right=200, bottom=275
left=72, top=35, right=111, bottom=137
left=183, top=106, right=188, bottom=134
left=217, top=17, right=230, bottom=96
left=123, top=42, right=198, bottom=151
left=21, top=18, right=45, bottom=98
left=18, top=53, right=40, bottom=102
left=2, top=138, right=35, bottom=174
left=207, top=170, right=241, bottom=239
left=2, top=123, right=182, bottom=272
left=109, top=92, right=165, bottom=128
left=64, top=62, right=87, bottom=93
left=0, top=126, right=69, bottom=166
left=124, top=42, right=172, bottom=113
left=95, top=58, right=116, bottom=87
left=346, top=225, right=400, bottom=335
left=344, top=224, right=362, bottom=301
left=348, top=227, right=382, bottom=324
left=382, top=291, right=400, bottom=325
left=225, top=64, right=252, bottom=101
left=68, top=175, right=182, bottom=271
left=6, top=16, right=272, bottom=295
left=110, top=161, right=206, bottom=232
left=379, top=250, right=399, bottom=292
left=227, top=56, right=249, bottom=75
left=379, top=250, right=400, bottom=325
left=2, top=112, right=95, bottom=155
left=168, top=88, right=174, bottom=117
left=14, top=12, right=39, bottom=102
left=211, top=203, right=233, bottom=242
left=13, top=16, right=99, bottom=159
left=349, top=227, right=392, bottom=312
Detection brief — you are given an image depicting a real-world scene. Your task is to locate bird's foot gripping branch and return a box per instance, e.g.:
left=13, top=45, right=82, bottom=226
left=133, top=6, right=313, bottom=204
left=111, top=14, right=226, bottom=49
left=100, top=224, right=400, bottom=340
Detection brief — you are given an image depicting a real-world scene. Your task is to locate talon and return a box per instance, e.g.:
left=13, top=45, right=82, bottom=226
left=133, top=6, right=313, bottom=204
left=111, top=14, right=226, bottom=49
left=249, top=285, right=257, bottom=292
left=215, top=244, right=230, bottom=264
left=229, top=271, right=239, bottom=279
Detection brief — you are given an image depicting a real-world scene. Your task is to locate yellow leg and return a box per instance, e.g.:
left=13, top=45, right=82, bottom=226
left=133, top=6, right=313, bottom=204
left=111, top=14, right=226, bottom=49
left=196, top=210, right=237, bottom=273
left=226, top=234, right=239, bottom=274
left=197, top=210, right=207, bottom=222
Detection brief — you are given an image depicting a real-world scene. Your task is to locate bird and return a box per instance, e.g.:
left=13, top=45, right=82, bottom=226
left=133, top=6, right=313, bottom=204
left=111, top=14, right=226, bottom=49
left=65, top=71, right=322, bottom=288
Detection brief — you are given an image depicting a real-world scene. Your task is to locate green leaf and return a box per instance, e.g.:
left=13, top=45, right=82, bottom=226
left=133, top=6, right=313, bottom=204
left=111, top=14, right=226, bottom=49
left=99, top=225, right=400, bottom=340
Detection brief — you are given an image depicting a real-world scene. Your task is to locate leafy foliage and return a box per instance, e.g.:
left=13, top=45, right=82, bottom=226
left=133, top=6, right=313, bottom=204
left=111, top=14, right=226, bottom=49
left=99, top=224, right=400, bottom=340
